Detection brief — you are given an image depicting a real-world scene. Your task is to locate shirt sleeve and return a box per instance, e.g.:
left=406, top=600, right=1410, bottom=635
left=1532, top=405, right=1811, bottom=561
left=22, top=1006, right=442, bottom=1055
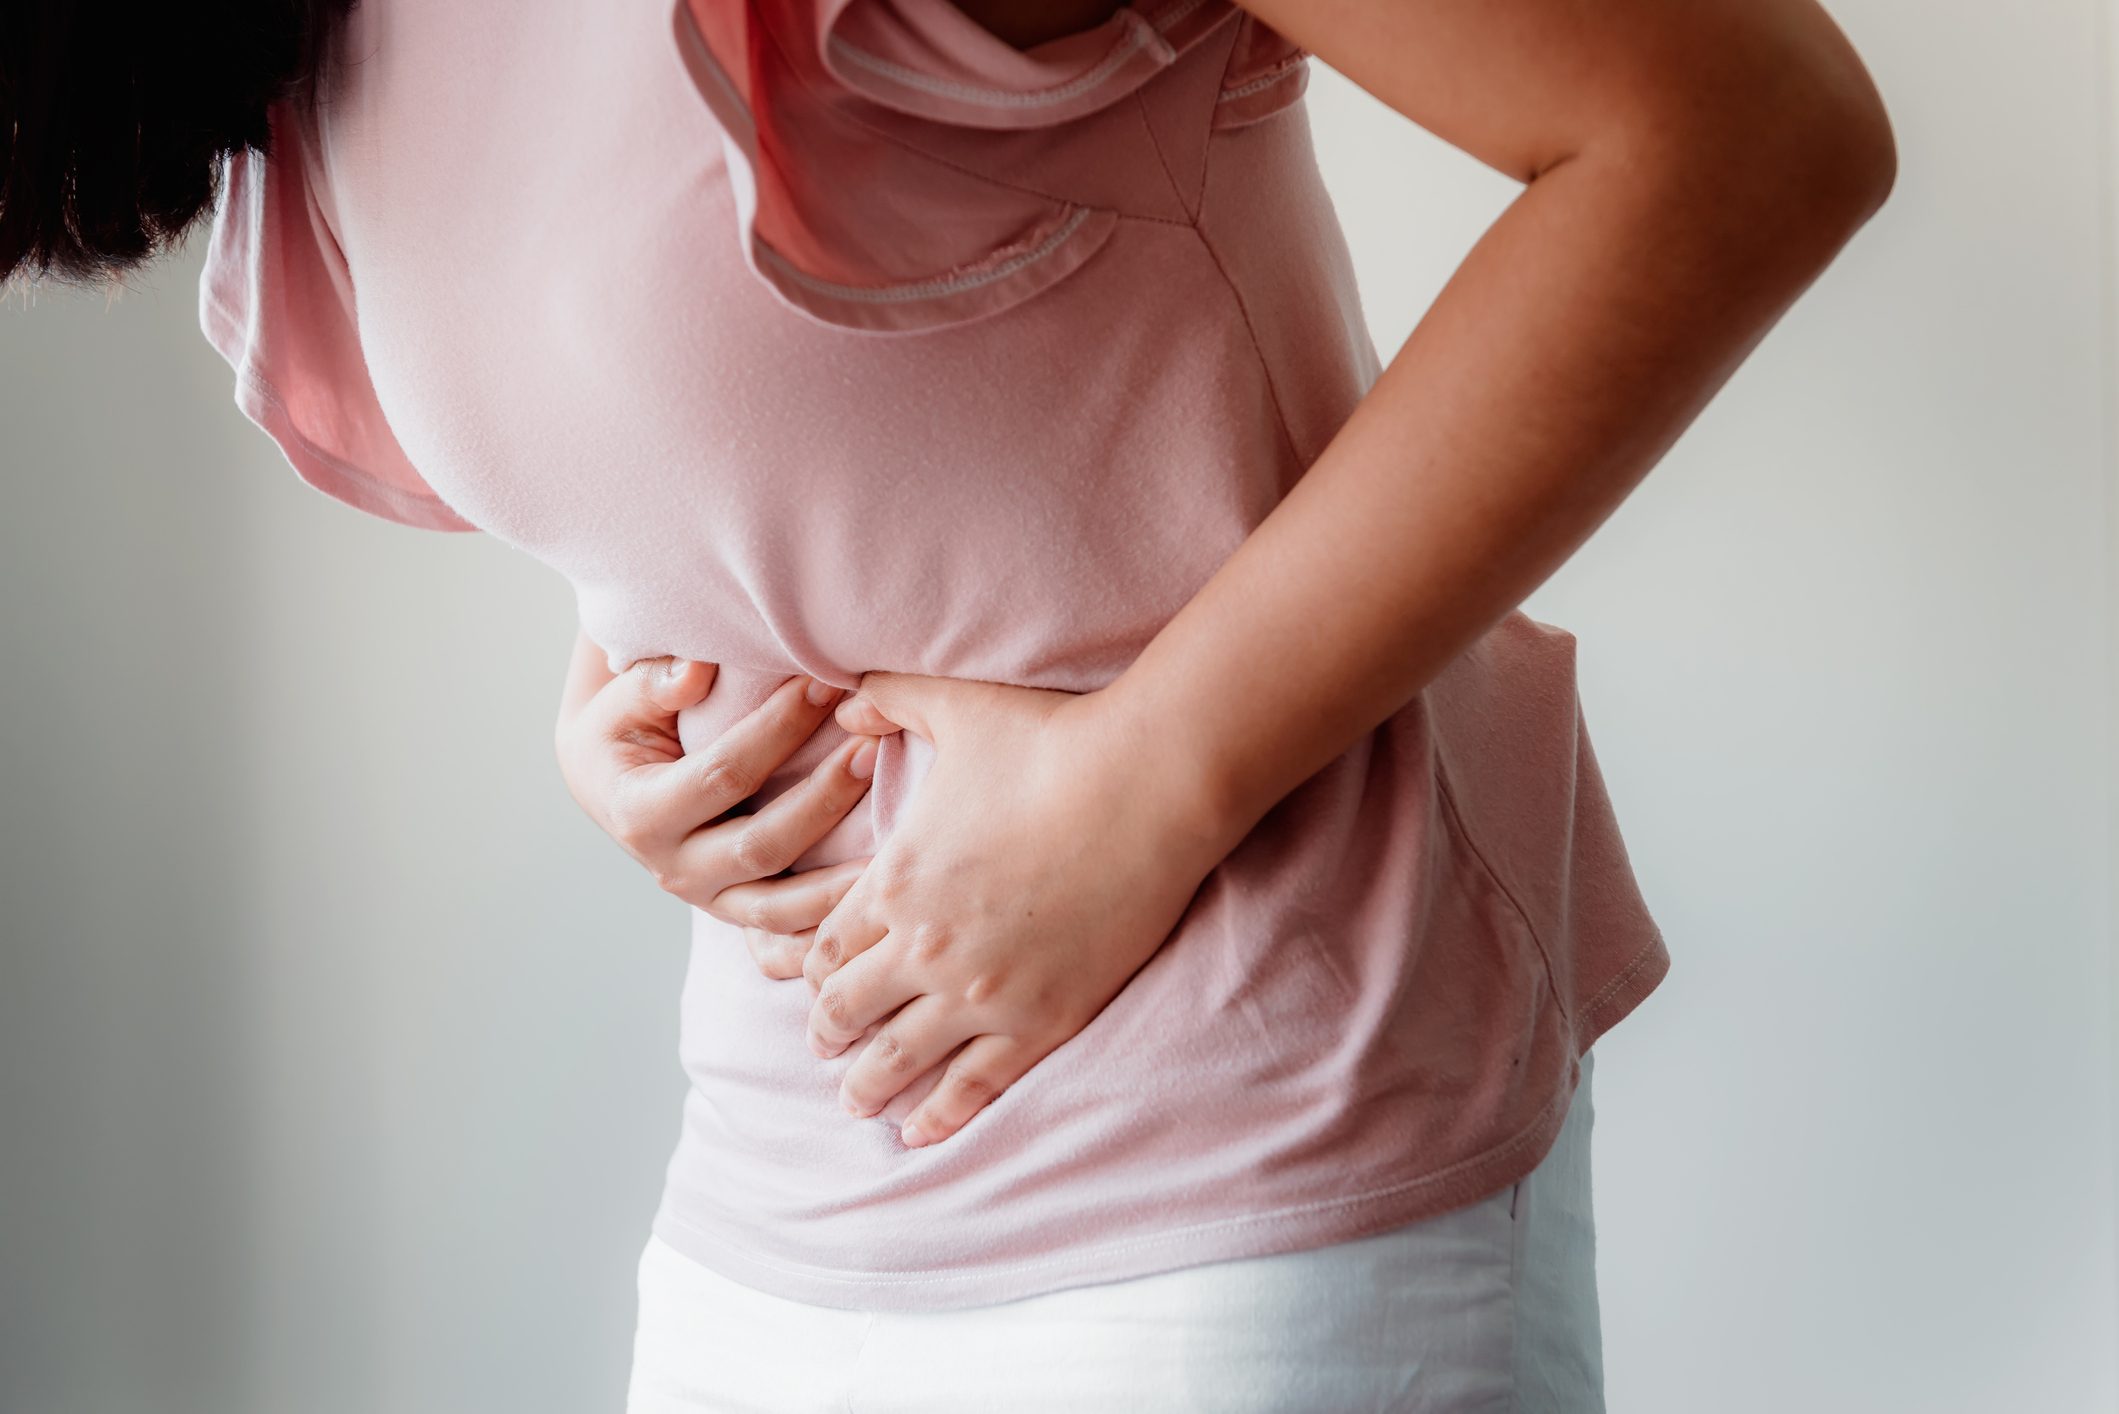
left=196, top=99, right=478, bottom=534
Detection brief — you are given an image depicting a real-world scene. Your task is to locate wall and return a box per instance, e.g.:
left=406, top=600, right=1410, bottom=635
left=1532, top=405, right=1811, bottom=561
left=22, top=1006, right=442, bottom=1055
left=1, top=262, right=685, bottom=1412
left=1307, top=0, right=2119, bottom=1405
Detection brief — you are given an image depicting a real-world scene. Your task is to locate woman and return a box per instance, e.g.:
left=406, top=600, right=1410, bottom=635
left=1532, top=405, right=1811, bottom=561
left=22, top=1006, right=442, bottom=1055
left=2, top=0, right=1892, bottom=1408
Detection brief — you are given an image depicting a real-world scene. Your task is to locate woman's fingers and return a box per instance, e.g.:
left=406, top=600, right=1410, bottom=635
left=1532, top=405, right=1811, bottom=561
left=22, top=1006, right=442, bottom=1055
left=560, top=645, right=895, bottom=984
left=585, top=657, right=718, bottom=760
left=667, top=673, right=845, bottom=818
left=556, top=640, right=717, bottom=809
left=802, top=893, right=891, bottom=1000
left=709, top=855, right=869, bottom=935
left=740, top=925, right=814, bottom=981
left=604, top=673, right=835, bottom=858
left=837, top=995, right=973, bottom=1119
left=896, top=1034, right=1041, bottom=1149
left=661, top=733, right=876, bottom=909
left=676, top=734, right=877, bottom=900
left=806, top=933, right=908, bottom=1056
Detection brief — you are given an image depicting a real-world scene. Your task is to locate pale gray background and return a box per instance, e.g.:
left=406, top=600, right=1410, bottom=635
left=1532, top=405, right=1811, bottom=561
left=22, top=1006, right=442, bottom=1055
left=3, top=0, right=2115, bottom=1409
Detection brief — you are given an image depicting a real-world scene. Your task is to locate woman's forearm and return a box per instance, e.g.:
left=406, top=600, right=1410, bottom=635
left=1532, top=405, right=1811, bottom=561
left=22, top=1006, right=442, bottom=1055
left=1098, top=0, right=1896, bottom=862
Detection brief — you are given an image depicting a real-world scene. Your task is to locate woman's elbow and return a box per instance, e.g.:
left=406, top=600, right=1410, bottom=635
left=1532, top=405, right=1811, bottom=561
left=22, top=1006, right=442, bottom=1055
left=1750, top=9, right=1900, bottom=245
left=1803, top=66, right=1898, bottom=234
left=1648, top=27, right=1899, bottom=263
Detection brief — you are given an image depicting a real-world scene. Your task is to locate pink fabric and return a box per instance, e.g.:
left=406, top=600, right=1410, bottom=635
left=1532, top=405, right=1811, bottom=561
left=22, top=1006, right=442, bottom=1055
left=198, top=0, right=1669, bottom=1311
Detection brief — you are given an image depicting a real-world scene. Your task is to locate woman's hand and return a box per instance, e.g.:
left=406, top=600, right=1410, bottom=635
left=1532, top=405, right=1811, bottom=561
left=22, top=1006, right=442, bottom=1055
left=802, top=671, right=1233, bottom=1148
left=555, top=628, right=882, bottom=980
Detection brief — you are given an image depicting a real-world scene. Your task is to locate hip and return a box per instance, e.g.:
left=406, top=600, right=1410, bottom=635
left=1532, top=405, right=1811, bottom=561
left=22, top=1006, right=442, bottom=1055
left=624, top=1052, right=1604, bottom=1414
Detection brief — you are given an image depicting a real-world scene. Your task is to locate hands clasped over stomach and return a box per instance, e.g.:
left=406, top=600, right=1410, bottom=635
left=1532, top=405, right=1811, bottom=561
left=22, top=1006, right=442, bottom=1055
left=556, top=645, right=882, bottom=981
left=556, top=636, right=1223, bottom=1151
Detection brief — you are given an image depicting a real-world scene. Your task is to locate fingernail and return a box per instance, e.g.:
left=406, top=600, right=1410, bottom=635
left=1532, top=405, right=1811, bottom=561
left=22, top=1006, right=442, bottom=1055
left=848, top=738, right=877, bottom=780
left=805, top=677, right=842, bottom=707
left=899, top=1122, right=928, bottom=1149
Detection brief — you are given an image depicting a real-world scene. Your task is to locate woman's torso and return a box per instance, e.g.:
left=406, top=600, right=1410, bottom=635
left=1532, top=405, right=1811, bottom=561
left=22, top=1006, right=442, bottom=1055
left=291, top=0, right=1669, bottom=1309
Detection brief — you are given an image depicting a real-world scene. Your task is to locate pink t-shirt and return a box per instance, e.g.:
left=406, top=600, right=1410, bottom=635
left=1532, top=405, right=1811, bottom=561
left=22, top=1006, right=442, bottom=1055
left=199, top=0, right=1670, bottom=1310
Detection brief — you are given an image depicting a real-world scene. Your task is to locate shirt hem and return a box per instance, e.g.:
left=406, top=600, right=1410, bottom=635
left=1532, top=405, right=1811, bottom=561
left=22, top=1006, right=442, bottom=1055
left=644, top=927, right=1667, bottom=1313
left=200, top=291, right=481, bottom=534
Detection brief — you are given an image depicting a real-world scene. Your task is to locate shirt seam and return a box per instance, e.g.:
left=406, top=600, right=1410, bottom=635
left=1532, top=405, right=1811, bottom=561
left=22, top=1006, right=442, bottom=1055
left=1133, top=89, right=1195, bottom=223
left=1432, top=753, right=1575, bottom=1031
left=1578, top=928, right=1667, bottom=1024
left=1178, top=217, right=1301, bottom=466
left=756, top=205, right=1098, bottom=302
left=1183, top=63, right=1302, bottom=467
left=654, top=1065, right=1580, bottom=1291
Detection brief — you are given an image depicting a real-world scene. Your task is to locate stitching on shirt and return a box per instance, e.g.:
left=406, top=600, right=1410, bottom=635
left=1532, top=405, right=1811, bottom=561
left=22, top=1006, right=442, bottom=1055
left=1183, top=219, right=1301, bottom=467
left=1113, top=208, right=1195, bottom=230
left=1218, top=55, right=1307, bottom=103
left=1183, top=26, right=1300, bottom=465
left=1132, top=90, right=1193, bottom=222
left=1432, top=756, right=1573, bottom=1030
left=756, top=205, right=1094, bottom=301
left=653, top=1073, right=1576, bottom=1290
left=1578, top=932, right=1665, bottom=1020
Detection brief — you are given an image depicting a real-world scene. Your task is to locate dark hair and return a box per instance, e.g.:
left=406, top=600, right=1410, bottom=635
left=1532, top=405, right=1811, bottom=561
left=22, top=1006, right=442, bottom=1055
left=0, top=0, right=356, bottom=286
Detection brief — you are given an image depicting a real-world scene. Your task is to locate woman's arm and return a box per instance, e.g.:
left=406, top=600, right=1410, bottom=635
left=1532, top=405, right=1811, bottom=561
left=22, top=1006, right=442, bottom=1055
left=806, top=0, right=1895, bottom=1145
left=1102, top=0, right=1894, bottom=853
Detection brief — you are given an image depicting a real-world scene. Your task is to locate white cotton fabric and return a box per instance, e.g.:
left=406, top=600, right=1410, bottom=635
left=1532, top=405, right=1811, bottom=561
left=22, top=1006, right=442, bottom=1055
left=623, top=1053, right=1605, bottom=1413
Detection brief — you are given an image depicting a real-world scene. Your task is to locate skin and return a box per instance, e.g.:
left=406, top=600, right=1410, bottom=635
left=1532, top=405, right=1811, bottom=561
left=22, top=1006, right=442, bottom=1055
left=562, top=0, right=1896, bottom=1149
left=555, top=630, right=884, bottom=981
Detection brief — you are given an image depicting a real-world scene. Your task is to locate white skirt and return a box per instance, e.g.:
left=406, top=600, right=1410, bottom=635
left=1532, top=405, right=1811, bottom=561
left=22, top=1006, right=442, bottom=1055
left=625, top=1049, right=1602, bottom=1414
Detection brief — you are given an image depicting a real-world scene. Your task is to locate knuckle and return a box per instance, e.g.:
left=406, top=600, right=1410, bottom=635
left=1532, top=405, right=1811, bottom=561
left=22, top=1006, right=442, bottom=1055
left=752, top=936, right=798, bottom=980
left=728, top=824, right=785, bottom=879
left=1021, top=978, right=1065, bottom=1017
left=867, top=862, right=910, bottom=906
left=961, top=967, right=1007, bottom=1007
left=906, top=922, right=950, bottom=964
left=602, top=798, right=649, bottom=851
left=694, top=752, right=760, bottom=806
left=811, top=928, right=843, bottom=968
left=870, top=1030, right=915, bottom=1076
left=817, top=984, right=853, bottom=1030
left=946, top=1069, right=1003, bottom=1107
